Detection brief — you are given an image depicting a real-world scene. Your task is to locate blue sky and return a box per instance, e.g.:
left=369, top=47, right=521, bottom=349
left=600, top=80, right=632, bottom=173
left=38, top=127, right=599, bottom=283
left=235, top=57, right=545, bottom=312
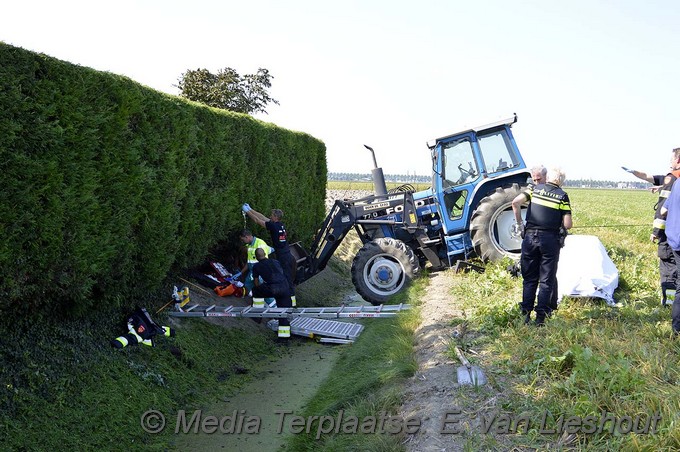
left=2, top=0, right=679, bottom=181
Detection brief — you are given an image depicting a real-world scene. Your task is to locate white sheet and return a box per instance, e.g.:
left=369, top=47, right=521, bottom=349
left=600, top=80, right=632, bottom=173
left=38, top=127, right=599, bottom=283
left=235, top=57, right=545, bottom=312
left=556, top=235, right=619, bottom=305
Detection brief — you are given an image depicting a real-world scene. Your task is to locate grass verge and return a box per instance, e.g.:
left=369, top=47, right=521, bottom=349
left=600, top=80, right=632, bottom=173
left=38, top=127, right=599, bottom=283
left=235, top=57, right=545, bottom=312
left=0, top=304, right=276, bottom=450
left=436, top=188, right=680, bottom=450
left=284, top=276, right=427, bottom=451
left=446, top=262, right=680, bottom=450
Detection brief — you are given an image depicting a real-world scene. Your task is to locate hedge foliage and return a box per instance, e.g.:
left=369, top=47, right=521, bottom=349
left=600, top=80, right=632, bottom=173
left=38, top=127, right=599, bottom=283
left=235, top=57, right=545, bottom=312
left=0, top=42, right=327, bottom=316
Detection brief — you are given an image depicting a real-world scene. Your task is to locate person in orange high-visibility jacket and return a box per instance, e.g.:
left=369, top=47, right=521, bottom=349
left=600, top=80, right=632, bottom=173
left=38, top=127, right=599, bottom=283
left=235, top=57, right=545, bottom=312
left=239, top=229, right=274, bottom=299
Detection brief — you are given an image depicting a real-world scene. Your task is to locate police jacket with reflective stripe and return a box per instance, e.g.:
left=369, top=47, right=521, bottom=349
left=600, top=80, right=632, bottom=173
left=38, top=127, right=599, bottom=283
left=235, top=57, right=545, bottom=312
left=525, top=183, right=571, bottom=231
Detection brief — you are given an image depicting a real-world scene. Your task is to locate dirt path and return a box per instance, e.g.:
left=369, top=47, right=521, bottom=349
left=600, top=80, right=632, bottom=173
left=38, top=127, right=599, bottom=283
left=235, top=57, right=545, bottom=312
left=399, top=270, right=468, bottom=452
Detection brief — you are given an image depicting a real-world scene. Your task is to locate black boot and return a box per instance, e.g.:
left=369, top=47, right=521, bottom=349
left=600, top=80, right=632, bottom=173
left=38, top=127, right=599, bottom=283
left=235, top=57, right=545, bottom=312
left=520, top=309, right=531, bottom=324
left=535, top=313, right=546, bottom=327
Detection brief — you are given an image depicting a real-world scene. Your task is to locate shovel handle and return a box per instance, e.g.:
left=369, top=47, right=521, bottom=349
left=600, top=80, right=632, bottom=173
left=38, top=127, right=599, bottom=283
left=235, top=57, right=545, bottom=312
left=455, top=347, right=472, bottom=368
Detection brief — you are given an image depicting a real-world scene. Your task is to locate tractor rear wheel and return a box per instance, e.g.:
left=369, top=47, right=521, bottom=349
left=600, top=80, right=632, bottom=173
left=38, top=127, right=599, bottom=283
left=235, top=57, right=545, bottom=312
left=469, top=183, right=527, bottom=262
left=351, top=238, right=420, bottom=305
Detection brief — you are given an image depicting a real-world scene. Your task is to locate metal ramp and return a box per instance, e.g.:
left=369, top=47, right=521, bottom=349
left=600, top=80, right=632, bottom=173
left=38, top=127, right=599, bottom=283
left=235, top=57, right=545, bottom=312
left=267, top=318, right=364, bottom=344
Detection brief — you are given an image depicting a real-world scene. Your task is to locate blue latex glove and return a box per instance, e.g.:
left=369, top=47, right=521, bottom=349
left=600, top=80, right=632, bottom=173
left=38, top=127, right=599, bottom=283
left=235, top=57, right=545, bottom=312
left=621, top=166, right=634, bottom=173
left=241, top=203, right=251, bottom=212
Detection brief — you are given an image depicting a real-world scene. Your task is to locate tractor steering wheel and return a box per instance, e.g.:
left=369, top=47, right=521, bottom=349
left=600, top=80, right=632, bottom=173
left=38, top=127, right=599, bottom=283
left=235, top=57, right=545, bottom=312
left=457, top=163, right=477, bottom=184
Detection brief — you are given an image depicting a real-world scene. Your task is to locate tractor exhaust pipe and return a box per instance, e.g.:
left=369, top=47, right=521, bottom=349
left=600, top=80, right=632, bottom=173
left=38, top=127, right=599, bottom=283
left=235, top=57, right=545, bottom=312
left=364, top=145, right=388, bottom=197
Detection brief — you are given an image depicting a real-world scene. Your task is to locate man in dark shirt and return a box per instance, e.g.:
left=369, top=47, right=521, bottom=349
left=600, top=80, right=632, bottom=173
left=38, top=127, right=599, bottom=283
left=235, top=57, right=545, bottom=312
left=251, top=248, right=292, bottom=339
left=513, top=164, right=563, bottom=312
left=242, top=204, right=297, bottom=306
left=512, top=168, right=573, bottom=326
left=623, top=148, right=680, bottom=307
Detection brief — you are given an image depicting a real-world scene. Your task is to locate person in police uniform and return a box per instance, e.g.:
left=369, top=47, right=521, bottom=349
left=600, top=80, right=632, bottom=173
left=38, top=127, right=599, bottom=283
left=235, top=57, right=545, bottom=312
left=512, top=164, right=562, bottom=312
left=512, top=167, right=573, bottom=326
left=623, top=148, right=680, bottom=306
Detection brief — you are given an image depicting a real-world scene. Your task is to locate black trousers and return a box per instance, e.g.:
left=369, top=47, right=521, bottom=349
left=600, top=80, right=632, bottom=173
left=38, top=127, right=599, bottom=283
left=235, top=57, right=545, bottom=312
left=275, top=252, right=297, bottom=297
left=520, top=229, right=561, bottom=317
left=669, top=249, right=680, bottom=332
left=659, top=241, right=677, bottom=304
left=253, top=282, right=292, bottom=327
left=549, top=274, right=559, bottom=311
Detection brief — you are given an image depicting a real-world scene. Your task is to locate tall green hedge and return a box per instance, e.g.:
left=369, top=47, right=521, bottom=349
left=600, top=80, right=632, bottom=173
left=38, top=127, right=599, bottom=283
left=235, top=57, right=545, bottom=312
left=0, top=42, right=327, bottom=316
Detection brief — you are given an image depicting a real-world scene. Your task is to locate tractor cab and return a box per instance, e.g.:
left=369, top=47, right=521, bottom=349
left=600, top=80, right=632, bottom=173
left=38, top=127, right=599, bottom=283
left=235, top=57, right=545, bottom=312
left=426, top=114, right=531, bottom=261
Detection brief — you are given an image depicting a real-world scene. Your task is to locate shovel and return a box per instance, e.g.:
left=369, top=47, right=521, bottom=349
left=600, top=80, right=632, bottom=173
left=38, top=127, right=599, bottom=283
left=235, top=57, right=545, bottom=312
left=454, top=347, right=487, bottom=386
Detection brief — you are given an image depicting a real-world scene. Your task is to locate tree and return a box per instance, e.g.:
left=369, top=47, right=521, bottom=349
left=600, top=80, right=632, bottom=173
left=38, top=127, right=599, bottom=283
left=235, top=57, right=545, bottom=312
left=176, top=67, right=279, bottom=115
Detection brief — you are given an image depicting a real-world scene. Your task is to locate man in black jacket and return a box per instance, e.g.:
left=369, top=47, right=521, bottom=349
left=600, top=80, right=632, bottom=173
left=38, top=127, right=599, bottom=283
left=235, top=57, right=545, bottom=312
left=242, top=204, right=297, bottom=306
left=512, top=168, right=573, bottom=326
left=252, top=248, right=292, bottom=339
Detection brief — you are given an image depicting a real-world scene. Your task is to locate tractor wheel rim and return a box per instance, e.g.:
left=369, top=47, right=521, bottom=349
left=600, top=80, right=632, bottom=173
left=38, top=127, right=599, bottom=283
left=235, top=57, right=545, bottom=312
left=489, top=202, right=523, bottom=255
left=363, top=254, right=405, bottom=296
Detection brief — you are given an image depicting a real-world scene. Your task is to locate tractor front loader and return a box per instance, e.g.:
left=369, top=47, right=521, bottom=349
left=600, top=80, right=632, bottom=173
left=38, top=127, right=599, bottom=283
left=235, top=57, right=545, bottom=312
left=292, top=114, right=532, bottom=305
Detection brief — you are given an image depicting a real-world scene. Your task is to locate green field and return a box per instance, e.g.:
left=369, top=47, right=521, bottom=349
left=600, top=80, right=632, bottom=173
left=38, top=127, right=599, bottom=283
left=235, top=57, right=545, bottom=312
left=446, top=187, right=680, bottom=450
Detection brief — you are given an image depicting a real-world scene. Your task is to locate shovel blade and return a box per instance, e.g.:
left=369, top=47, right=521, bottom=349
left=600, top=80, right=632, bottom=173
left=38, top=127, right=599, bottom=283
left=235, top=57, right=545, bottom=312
left=456, top=365, right=487, bottom=386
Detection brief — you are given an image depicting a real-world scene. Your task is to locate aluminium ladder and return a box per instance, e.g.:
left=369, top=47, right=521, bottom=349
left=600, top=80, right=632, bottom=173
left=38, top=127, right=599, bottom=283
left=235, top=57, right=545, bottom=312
left=168, top=303, right=410, bottom=319
left=168, top=303, right=411, bottom=343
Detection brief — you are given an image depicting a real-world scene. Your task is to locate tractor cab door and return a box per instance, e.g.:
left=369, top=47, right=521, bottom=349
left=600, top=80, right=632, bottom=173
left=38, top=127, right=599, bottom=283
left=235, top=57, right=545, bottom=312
left=432, top=134, right=480, bottom=235
left=431, top=121, right=527, bottom=237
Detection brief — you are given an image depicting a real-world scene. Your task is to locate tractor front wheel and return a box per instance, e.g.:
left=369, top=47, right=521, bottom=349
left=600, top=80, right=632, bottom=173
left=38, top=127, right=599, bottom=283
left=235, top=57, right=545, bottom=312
left=351, top=238, right=420, bottom=305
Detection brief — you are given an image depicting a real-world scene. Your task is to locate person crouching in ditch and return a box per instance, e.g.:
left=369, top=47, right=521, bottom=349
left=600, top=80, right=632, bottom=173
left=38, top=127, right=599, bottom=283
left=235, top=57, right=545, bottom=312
left=251, top=248, right=292, bottom=341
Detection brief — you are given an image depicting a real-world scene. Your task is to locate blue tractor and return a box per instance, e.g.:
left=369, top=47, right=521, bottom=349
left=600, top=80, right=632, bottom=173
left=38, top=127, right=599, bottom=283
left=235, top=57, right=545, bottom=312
left=294, top=114, right=531, bottom=304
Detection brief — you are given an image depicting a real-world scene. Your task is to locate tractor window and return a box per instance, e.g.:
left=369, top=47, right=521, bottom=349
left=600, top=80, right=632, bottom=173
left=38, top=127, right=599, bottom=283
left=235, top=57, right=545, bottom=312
left=442, top=138, right=479, bottom=188
left=444, top=189, right=468, bottom=220
left=478, top=130, right=518, bottom=174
